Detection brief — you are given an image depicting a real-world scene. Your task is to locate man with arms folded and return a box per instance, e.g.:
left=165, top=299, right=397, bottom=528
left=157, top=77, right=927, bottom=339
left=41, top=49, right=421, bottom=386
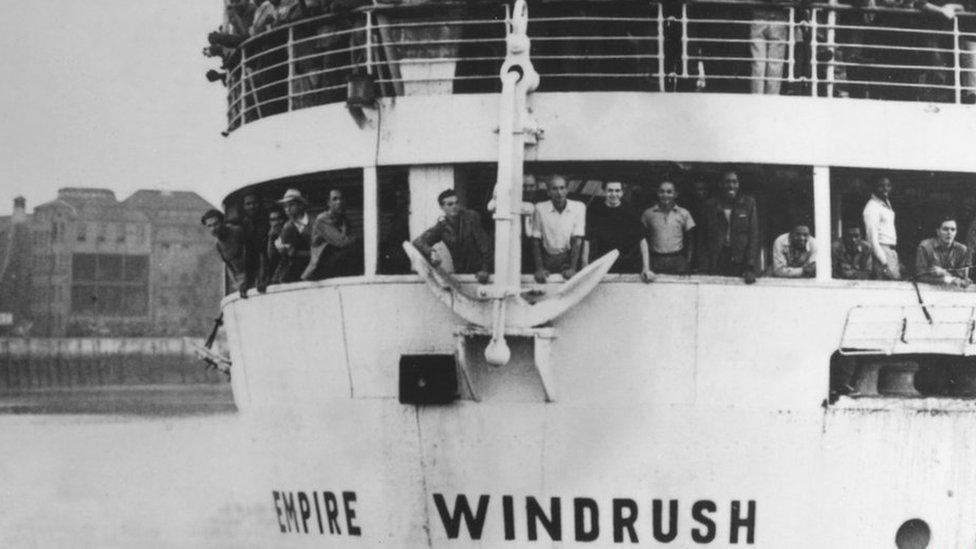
left=769, top=222, right=816, bottom=278
left=832, top=226, right=873, bottom=280
left=413, top=189, right=492, bottom=284
left=916, top=215, right=971, bottom=287
left=529, top=175, right=586, bottom=283
left=583, top=181, right=643, bottom=274
left=639, top=180, right=696, bottom=282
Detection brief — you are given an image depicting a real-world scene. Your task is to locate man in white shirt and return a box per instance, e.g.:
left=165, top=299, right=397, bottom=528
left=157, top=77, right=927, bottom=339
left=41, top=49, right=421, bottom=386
left=769, top=223, right=816, bottom=278
left=529, top=175, right=586, bottom=283
left=863, top=176, right=900, bottom=280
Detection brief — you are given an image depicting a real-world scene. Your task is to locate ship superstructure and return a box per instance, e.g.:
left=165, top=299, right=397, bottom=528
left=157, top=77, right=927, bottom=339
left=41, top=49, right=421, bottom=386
left=209, top=1, right=976, bottom=546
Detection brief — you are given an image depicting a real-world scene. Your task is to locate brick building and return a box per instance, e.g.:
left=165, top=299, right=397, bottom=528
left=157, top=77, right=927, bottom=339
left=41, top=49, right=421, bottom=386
left=7, top=188, right=221, bottom=337
left=0, top=197, right=34, bottom=335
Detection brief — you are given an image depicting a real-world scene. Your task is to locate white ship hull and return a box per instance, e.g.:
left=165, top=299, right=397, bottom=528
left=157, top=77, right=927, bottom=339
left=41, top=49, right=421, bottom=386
left=222, top=276, right=976, bottom=547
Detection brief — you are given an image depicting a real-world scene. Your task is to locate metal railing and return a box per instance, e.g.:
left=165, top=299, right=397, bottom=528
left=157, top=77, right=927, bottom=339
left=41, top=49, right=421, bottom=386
left=220, top=1, right=976, bottom=133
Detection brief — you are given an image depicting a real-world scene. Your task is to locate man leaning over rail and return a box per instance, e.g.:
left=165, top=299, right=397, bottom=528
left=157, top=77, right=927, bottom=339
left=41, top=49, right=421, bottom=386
left=832, top=226, right=874, bottom=279
left=202, top=209, right=251, bottom=299
left=240, top=192, right=269, bottom=293
left=915, top=215, right=971, bottom=287
left=302, top=188, right=362, bottom=281
left=413, top=189, right=492, bottom=284
left=529, top=176, right=586, bottom=283
left=583, top=181, right=643, bottom=274
left=769, top=222, right=817, bottom=278
left=640, top=180, right=696, bottom=282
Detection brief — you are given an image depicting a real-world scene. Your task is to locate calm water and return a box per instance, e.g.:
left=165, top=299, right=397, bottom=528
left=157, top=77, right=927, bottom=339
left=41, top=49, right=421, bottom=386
left=0, top=386, right=279, bottom=548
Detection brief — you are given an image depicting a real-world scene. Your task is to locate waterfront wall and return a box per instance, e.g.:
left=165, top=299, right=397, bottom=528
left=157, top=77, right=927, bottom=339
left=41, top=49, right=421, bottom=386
left=0, top=338, right=227, bottom=390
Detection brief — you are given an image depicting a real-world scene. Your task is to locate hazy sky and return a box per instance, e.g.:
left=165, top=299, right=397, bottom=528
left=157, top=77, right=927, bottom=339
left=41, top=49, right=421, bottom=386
left=0, top=1, right=228, bottom=215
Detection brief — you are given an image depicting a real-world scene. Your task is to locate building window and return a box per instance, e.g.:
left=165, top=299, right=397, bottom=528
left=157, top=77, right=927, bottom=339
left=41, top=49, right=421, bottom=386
left=71, top=253, right=150, bottom=316
left=77, top=224, right=87, bottom=242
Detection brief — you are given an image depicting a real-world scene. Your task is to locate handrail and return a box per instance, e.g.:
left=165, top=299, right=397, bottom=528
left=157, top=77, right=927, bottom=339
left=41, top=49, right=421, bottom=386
left=216, top=0, right=976, bottom=133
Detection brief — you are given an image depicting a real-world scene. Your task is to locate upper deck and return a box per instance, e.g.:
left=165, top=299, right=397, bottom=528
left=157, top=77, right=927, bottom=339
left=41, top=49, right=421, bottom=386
left=208, top=0, right=976, bottom=194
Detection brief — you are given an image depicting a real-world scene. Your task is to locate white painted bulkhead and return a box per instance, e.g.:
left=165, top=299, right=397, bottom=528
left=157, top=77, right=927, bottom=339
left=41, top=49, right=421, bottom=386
left=218, top=92, right=976, bottom=201
left=222, top=277, right=976, bottom=547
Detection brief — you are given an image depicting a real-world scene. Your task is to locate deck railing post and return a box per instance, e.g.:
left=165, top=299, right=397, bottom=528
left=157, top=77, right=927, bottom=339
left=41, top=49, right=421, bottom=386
left=954, top=17, right=962, bottom=104
left=788, top=7, right=796, bottom=81
left=813, top=165, right=832, bottom=282
left=238, top=47, right=248, bottom=127
left=363, top=166, right=379, bottom=276
left=681, top=3, right=689, bottom=78
left=810, top=8, right=819, bottom=96
left=366, top=11, right=374, bottom=75
left=657, top=2, right=666, bottom=91
left=826, top=3, right=836, bottom=98
left=287, top=26, right=295, bottom=111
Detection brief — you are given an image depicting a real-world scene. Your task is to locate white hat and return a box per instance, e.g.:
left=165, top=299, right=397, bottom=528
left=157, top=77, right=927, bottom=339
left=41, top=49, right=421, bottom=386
left=277, top=188, right=308, bottom=205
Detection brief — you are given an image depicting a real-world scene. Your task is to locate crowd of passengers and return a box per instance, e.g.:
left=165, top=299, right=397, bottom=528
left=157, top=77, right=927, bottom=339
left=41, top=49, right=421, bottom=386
left=202, top=172, right=975, bottom=298
left=202, top=187, right=362, bottom=298
left=203, top=0, right=976, bottom=119
left=206, top=0, right=367, bottom=63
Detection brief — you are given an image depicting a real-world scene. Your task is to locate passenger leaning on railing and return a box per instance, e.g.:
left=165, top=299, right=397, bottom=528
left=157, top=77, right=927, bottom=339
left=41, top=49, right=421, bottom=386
left=697, top=171, right=761, bottom=284
left=530, top=176, right=586, bottom=283
left=769, top=222, right=817, bottom=278
left=832, top=226, right=874, bottom=279
left=202, top=209, right=252, bottom=299
left=413, top=189, right=492, bottom=284
left=582, top=181, right=643, bottom=275
left=915, top=215, right=972, bottom=286
left=639, top=181, right=697, bottom=282
left=266, top=206, right=287, bottom=285
left=302, top=188, right=363, bottom=281
left=239, top=192, right=270, bottom=293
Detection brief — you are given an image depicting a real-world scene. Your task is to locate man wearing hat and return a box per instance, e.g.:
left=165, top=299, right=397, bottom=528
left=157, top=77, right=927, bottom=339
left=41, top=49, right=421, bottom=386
left=276, top=188, right=313, bottom=283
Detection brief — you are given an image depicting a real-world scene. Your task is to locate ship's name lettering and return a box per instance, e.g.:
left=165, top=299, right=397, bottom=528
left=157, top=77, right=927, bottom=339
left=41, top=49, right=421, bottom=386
left=434, top=494, right=756, bottom=545
left=271, top=490, right=361, bottom=537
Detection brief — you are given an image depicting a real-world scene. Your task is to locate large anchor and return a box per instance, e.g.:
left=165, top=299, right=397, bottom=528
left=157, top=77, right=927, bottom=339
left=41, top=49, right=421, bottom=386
left=404, top=0, right=617, bottom=366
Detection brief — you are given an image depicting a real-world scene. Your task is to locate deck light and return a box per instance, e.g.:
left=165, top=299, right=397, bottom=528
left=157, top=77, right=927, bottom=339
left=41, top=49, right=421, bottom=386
left=346, top=72, right=376, bottom=109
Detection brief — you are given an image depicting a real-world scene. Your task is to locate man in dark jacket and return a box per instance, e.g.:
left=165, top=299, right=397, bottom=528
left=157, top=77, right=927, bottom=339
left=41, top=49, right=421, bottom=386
left=698, top=171, right=760, bottom=284
left=239, top=192, right=269, bottom=293
left=302, top=188, right=362, bottom=281
left=202, top=209, right=251, bottom=299
left=413, top=189, right=491, bottom=284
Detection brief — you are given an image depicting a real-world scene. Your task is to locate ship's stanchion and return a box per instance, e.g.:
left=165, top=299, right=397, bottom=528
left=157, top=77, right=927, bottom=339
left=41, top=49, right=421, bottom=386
left=485, top=0, right=541, bottom=366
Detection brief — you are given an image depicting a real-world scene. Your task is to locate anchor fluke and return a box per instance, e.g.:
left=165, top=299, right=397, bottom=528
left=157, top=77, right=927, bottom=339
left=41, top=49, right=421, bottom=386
left=485, top=338, right=510, bottom=367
